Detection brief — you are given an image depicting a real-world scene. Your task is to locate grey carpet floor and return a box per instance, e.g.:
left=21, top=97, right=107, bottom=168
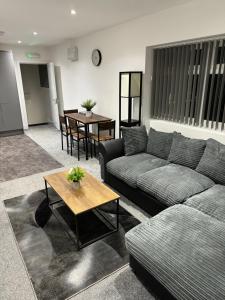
left=0, top=125, right=151, bottom=300
left=0, top=134, right=62, bottom=182
left=4, top=189, right=141, bottom=300
left=73, top=265, right=154, bottom=300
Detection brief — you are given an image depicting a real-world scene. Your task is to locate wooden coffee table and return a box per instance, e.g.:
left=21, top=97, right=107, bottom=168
left=43, top=169, right=120, bottom=250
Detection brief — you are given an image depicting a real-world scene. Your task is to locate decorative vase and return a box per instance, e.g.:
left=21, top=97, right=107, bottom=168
left=72, top=181, right=80, bottom=189
left=86, top=110, right=92, bottom=117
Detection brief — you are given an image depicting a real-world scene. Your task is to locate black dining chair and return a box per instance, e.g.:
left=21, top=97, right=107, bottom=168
left=67, top=117, right=86, bottom=160
left=64, top=109, right=85, bottom=130
left=59, top=115, right=70, bottom=154
left=90, top=120, right=116, bottom=156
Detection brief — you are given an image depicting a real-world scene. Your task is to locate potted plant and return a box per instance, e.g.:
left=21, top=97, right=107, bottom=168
left=81, top=99, right=96, bottom=117
left=67, top=167, right=85, bottom=189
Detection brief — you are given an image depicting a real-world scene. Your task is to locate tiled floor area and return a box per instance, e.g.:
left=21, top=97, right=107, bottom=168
left=0, top=125, right=149, bottom=300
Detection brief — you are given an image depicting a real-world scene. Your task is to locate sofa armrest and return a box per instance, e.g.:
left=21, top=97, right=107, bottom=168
left=98, top=139, right=124, bottom=181
left=99, top=139, right=124, bottom=163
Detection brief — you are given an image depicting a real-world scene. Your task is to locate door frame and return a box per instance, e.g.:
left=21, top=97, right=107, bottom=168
left=16, top=60, right=50, bottom=130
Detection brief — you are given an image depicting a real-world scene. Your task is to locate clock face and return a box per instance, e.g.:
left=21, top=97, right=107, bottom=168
left=92, top=49, right=102, bottom=66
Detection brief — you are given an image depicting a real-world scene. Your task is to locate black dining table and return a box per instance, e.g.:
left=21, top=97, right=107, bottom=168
left=65, top=112, right=111, bottom=160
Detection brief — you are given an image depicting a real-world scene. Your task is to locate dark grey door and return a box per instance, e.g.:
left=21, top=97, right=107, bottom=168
left=0, top=50, right=23, bottom=133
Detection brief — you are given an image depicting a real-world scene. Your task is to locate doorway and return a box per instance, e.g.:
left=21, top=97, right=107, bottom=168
left=20, top=63, right=63, bottom=129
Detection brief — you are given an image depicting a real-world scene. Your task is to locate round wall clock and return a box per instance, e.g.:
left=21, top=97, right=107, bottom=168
left=92, top=49, right=102, bottom=66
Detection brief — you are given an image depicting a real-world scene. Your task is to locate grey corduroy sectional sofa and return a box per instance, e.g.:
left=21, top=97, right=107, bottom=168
left=99, top=127, right=225, bottom=300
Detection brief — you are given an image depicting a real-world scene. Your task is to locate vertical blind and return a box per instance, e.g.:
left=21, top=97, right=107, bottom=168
left=151, top=39, right=225, bottom=130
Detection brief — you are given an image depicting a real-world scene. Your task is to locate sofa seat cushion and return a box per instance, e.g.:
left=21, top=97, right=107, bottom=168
left=137, top=164, right=214, bottom=206
left=106, top=153, right=168, bottom=188
left=185, top=185, right=225, bottom=222
left=126, top=205, right=225, bottom=300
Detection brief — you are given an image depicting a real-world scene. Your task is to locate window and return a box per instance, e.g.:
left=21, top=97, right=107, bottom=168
left=151, top=39, right=225, bottom=130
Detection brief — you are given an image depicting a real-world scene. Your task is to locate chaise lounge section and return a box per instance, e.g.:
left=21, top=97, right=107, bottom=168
left=126, top=204, right=225, bottom=300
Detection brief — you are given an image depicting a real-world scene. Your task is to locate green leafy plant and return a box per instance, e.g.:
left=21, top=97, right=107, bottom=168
left=81, top=99, right=96, bottom=111
left=67, top=167, right=85, bottom=182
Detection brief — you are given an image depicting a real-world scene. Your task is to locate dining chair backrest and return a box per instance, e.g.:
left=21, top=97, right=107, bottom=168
left=98, top=120, right=115, bottom=138
left=67, top=117, right=78, bottom=132
left=59, top=115, right=67, bottom=131
left=64, top=109, right=78, bottom=115
left=64, top=109, right=79, bottom=127
left=98, top=120, right=114, bottom=130
left=59, top=115, right=66, bottom=124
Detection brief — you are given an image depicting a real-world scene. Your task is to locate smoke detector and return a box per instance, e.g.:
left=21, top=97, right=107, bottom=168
left=0, top=31, right=5, bottom=36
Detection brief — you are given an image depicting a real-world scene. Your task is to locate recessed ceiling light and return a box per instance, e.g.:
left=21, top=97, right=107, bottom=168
left=71, top=9, right=76, bottom=15
left=33, top=31, right=38, bottom=35
left=17, top=40, right=22, bottom=44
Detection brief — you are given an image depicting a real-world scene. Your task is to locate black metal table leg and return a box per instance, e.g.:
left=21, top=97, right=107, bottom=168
left=45, top=179, right=49, bottom=201
left=85, top=124, right=89, bottom=160
left=75, top=215, right=80, bottom=250
left=35, top=180, right=52, bottom=227
left=116, top=199, right=119, bottom=230
left=66, top=135, right=69, bottom=154
left=88, top=125, right=93, bottom=158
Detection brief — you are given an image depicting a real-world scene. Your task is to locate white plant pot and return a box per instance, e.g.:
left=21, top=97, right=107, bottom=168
left=72, top=181, right=80, bottom=189
left=86, top=111, right=92, bottom=117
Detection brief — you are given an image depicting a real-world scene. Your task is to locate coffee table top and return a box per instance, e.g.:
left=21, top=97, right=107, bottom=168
left=44, top=169, right=119, bottom=215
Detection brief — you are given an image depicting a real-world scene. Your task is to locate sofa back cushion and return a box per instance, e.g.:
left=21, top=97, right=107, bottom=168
left=168, top=135, right=206, bottom=169
left=121, top=126, right=147, bottom=156
left=146, top=128, right=174, bottom=159
left=196, top=138, right=225, bottom=184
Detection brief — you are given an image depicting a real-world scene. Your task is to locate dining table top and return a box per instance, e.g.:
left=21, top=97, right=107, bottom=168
left=65, top=112, right=111, bottom=124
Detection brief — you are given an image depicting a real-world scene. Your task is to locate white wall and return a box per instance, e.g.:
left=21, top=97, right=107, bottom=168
left=20, top=64, right=50, bottom=125
left=50, top=0, right=225, bottom=139
left=0, top=44, right=51, bottom=63
left=0, top=44, right=51, bottom=129
left=150, top=119, right=225, bottom=144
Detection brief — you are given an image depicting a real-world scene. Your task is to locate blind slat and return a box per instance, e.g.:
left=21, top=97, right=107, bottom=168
left=206, top=40, right=220, bottom=127
left=216, top=41, right=225, bottom=128
left=179, top=45, right=191, bottom=122
left=172, top=46, right=182, bottom=120
left=165, top=47, right=173, bottom=119
left=161, top=48, right=169, bottom=118
left=150, top=50, right=157, bottom=117
left=157, top=49, right=165, bottom=118
left=168, top=47, right=178, bottom=119
left=221, top=89, right=225, bottom=130
left=211, top=40, right=225, bottom=128
left=189, top=43, right=201, bottom=125
left=194, top=42, right=209, bottom=125
left=153, top=49, right=161, bottom=117
left=184, top=44, right=195, bottom=123
left=200, top=41, right=214, bottom=126
left=175, top=46, right=186, bottom=121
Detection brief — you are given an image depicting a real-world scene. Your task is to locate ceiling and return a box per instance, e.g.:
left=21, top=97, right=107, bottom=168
left=0, top=0, right=191, bottom=46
